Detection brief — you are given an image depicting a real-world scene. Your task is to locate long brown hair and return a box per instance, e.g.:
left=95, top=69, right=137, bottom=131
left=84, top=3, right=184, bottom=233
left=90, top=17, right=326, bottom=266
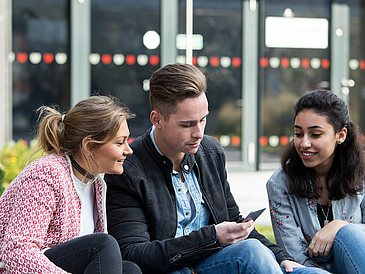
left=282, top=90, right=365, bottom=200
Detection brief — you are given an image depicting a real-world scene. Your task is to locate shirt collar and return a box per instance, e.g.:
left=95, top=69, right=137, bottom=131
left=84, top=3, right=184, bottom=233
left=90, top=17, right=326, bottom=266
left=150, top=125, right=164, bottom=156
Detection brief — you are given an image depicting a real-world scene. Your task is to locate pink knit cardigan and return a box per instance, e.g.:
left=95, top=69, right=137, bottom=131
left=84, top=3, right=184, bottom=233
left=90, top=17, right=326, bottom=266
left=0, top=154, right=107, bottom=273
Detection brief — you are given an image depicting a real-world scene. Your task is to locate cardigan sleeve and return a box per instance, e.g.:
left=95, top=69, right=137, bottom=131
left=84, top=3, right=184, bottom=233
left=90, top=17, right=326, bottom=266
left=266, top=170, right=317, bottom=267
left=356, top=194, right=365, bottom=230
left=360, top=194, right=365, bottom=223
left=1, top=161, right=70, bottom=273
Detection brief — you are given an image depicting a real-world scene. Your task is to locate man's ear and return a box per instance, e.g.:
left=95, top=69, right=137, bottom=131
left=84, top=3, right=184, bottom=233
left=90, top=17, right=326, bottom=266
left=150, top=110, right=163, bottom=128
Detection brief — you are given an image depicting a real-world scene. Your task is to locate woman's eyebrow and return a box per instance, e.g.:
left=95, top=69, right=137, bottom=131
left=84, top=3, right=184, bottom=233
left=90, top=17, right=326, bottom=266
left=294, top=125, right=323, bottom=129
left=113, top=135, right=128, bottom=141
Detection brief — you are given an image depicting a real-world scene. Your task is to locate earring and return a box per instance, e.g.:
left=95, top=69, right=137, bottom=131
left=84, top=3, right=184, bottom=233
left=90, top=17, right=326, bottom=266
left=338, top=142, right=342, bottom=145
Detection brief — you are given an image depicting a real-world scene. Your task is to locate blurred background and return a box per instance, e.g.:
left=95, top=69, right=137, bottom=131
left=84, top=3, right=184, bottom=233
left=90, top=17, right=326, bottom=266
left=1, top=0, right=365, bottom=172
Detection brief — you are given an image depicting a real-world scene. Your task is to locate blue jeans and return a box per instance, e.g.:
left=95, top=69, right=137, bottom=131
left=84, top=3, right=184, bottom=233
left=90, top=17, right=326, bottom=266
left=169, top=239, right=329, bottom=274
left=44, top=233, right=141, bottom=274
left=332, top=224, right=365, bottom=274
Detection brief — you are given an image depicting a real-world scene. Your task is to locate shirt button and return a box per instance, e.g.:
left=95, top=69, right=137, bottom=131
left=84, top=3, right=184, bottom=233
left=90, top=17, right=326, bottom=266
left=178, top=188, right=182, bottom=192
left=185, top=212, right=189, bottom=216
left=184, top=165, right=189, bottom=170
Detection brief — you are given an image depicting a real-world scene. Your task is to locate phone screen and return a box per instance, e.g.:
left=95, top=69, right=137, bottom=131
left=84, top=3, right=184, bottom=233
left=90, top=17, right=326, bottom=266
left=238, top=207, right=266, bottom=223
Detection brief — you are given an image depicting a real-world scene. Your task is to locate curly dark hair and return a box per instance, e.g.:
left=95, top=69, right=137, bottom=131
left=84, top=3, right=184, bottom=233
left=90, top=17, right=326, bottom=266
left=281, top=89, right=365, bottom=200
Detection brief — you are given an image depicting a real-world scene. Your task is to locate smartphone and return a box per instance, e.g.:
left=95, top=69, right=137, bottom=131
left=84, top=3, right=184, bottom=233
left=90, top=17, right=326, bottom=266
left=238, top=207, right=266, bottom=223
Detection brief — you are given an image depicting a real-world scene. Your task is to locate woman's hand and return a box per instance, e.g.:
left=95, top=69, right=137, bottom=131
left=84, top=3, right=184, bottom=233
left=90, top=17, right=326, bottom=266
left=308, top=220, right=349, bottom=257
left=280, top=260, right=305, bottom=273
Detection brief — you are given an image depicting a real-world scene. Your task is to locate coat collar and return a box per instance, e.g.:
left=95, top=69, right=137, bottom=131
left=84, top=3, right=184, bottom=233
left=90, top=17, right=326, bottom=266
left=143, top=127, right=197, bottom=174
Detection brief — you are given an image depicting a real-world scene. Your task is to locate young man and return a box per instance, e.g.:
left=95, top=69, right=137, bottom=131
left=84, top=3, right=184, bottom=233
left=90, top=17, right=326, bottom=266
left=105, top=63, right=329, bottom=274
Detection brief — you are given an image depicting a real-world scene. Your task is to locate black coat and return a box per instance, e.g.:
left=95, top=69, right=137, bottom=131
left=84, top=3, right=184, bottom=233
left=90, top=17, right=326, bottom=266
left=105, top=127, right=294, bottom=274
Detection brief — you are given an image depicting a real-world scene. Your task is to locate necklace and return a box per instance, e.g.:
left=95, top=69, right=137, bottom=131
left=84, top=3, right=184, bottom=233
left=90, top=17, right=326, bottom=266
left=69, top=155, right=95, bottom=180
left=319, top=203, right=331, bottom=226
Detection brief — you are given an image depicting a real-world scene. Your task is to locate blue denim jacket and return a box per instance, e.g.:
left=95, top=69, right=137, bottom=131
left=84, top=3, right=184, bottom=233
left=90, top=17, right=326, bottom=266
left=172, top=170, right=211, bottom=237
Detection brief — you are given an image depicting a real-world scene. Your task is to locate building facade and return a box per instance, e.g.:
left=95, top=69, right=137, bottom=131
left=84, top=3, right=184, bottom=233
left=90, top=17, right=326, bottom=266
left=1, top=0, right=365, bottom=171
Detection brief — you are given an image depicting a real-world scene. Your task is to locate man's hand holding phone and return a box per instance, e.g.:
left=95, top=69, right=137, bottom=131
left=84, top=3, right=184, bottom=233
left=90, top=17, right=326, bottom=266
left=215, top=207, right=266, bottom=247
left=215, top=220, right=254, bottom=247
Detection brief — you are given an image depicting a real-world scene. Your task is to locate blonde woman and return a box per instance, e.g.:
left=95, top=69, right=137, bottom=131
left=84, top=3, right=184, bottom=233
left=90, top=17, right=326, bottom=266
left=0, top=96, right=141, bottom=274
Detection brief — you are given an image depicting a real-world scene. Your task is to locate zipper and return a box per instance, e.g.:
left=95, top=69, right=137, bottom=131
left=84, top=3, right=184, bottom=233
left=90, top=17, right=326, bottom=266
left=169, top=240, right=219, bottom=263
left=170, top=172, right=178, bottom=238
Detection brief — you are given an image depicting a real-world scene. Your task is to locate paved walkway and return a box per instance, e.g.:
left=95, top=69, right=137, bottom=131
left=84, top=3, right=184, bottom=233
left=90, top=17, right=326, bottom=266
left=228, top=170, right=275, bottom=227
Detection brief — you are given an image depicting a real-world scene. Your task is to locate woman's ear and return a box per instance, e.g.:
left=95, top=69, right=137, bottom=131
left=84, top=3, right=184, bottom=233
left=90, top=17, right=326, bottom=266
left=150, top=110, right=162, bottom=128
left=81, top=137, right=92, bottom=156
left=337, top=127, right=348, bottom=144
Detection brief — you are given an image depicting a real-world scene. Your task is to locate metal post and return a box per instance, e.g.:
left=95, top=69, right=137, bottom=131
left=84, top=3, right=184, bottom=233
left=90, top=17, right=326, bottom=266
left=161, top=0, right=178, bottom=66
left=0, top=0, right=12, bottom=148
left=242, top=0, right=259, bottom=171
left=330, top=0, right=350, bottom=105
left=186, top=0, right=193, bottom=64
left=71, top=0, right=91, bottom=106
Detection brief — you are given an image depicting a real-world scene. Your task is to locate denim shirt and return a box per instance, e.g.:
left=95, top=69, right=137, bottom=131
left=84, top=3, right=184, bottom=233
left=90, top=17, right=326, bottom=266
left=150, top=126, right=210, bottom=237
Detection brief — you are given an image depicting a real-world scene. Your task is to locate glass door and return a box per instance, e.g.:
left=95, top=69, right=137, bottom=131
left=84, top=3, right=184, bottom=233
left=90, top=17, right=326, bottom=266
left=12, top=0, right=70, bottom=141
left=179, top=0, right=243, bottom=162
left=91, top=0, right=160, bottom=138
left=259, top=0, right=331, bottom=169
left=348, top=0, right=365, bottom=130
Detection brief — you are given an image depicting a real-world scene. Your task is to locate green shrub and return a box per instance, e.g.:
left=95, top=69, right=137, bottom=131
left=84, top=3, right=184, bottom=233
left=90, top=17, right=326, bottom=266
left=256, top=225, right=276, bottom=243
left=0, top=139, right=43, bottom=196
left=0, top=162, right=5, bottom=195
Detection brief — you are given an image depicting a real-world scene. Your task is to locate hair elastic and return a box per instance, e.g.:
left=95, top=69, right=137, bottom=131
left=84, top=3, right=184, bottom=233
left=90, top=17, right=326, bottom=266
left=61, top=114, right=65, bottom=122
